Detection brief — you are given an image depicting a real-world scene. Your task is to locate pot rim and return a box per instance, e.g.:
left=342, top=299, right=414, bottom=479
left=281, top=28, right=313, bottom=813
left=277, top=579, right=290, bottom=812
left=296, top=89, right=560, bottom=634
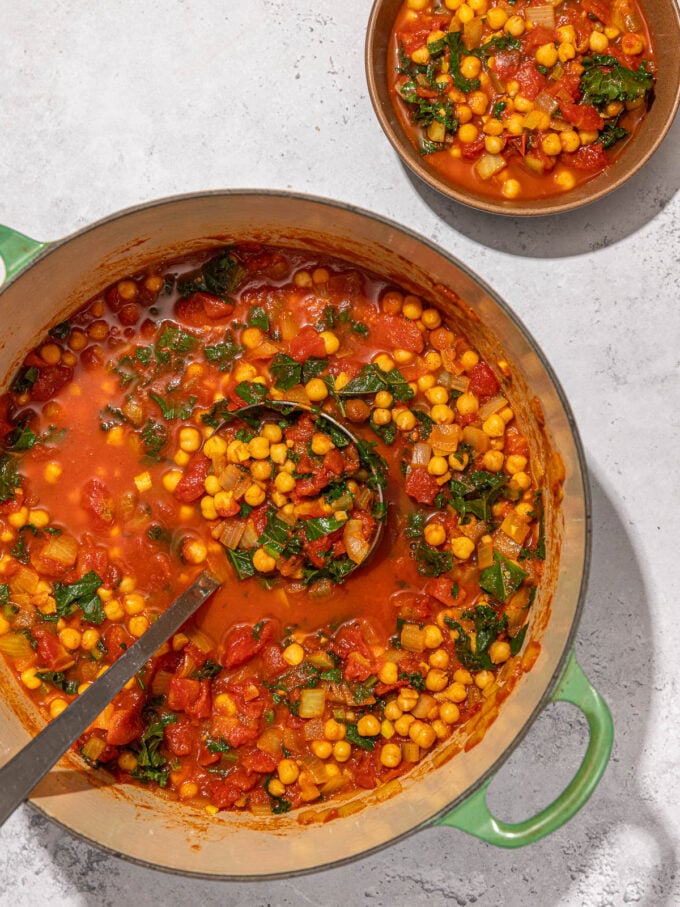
left=1, top=189, right=593, bottom=877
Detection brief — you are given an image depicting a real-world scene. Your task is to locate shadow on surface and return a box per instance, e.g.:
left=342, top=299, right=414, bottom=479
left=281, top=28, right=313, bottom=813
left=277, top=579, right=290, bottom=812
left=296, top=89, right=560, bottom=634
left=16, top=467, right=677, bottom=906
left=406, top=113, right=680, bottom=259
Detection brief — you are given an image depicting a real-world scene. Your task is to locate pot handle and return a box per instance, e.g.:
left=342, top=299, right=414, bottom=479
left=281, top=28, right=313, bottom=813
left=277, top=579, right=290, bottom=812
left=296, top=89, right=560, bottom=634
left=435, top=651, right=613, bottom=847
left=0, top=226, right=47, bottom=283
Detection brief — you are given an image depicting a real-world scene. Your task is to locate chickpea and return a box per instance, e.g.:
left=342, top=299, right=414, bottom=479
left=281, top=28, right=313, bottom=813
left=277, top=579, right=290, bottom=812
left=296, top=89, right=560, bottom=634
left=278, top=758, right=300, bottom=785
left=458, top=123, right=479, bottom=144
left=380, top=743, right=402, bottom=768
left=460, top=55, right=481, bottom=80
left=456, top=392, right=479, bottom=415
left=489, top=640, right=512, bottom=664
left=333, top=740, right=352, bottom=762
left=253, top=548, right=277, bottom=573
left=305, top=377, right=328, bottom=402
left=409, top=720, right=437, bottom=749
left=424, top=522, right=446, bottom=547
left=452, top=536, right=475, bottom=560
left=535, top=43, right=558, bottom=69
left=505, top=15, right=526, bottom=37
left=402, top=296, right=423, bottom=320
left=357, top=715, right=381, bottom=736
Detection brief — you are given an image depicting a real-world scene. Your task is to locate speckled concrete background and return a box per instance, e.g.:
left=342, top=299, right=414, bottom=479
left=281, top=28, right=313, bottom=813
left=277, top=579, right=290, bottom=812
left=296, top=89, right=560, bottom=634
left=0, top=2, right=678, bottom=905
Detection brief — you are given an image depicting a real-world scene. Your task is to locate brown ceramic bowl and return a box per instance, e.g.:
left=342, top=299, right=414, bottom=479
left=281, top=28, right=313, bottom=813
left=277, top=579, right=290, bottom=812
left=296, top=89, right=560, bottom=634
left=366, top=0, right=680, bottom=216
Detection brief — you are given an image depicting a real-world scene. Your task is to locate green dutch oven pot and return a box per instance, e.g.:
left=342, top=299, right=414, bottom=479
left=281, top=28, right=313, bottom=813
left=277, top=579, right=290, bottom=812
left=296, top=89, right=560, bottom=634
left=0, top=192, right=612, bottom=877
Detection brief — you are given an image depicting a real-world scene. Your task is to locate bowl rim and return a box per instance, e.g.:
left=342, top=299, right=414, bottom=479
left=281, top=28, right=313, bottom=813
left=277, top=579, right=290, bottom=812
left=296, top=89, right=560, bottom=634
left=364, top=0, right=680, bottom=216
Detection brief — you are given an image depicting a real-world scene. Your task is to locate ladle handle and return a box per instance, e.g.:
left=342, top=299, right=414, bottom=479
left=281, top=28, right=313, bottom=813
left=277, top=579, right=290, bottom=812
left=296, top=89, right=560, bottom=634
left=0, top=571, right=220, bottom=827
left=436, top=651, right=613, bottom=846
left=0, top=225, right=47, bottom=283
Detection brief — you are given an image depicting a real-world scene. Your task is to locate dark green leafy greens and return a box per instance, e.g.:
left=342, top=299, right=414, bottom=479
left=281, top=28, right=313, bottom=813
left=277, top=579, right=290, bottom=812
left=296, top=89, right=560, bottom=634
left=132, top=712, right=177, bottom=787
left=580, top=56, right=653, bottom=107
left=478, top=553, right=528, bottom=603
left=0, top=454, right=23, bottom=503
left=177, top=248, right=245, bottom=300
left=53, top=571, right=105, bottom=624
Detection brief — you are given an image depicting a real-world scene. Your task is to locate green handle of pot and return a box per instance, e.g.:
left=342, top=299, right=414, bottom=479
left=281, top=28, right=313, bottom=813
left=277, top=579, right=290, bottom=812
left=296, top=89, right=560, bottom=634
left=0, top=225, right=47, bottom=283
left=436, top=651, right=613, bottom=847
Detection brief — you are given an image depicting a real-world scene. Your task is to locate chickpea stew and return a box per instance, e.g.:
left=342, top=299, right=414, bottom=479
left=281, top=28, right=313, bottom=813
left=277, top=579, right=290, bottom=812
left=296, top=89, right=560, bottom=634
left=0, top=244, right=545, bottom=818
left=390, top=0, right=656, bottom=200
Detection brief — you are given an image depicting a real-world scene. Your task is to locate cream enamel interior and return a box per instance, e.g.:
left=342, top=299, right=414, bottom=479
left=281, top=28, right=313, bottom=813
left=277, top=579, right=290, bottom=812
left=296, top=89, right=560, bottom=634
left=0, top=192, right=588, bottom=877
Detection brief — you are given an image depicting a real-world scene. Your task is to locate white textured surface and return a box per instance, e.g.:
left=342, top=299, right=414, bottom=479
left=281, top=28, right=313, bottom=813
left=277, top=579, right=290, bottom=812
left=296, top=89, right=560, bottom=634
left=0, top=1, right=679, bottom=904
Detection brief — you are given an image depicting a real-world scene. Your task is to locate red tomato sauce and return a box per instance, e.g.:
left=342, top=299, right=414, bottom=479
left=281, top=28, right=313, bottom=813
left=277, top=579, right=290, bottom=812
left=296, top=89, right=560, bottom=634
left=389, top=0, right=656, bottom=200
left=0, top=245, right=544, bottom=817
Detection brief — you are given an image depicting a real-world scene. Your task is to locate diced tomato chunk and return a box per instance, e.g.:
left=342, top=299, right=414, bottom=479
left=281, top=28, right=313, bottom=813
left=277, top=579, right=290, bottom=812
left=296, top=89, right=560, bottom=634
left=106, top=689, right=146, bottom=746
left=194, top=292, right=234, bottom=319
left=34, top=629, right=74, bottom=671
left=562, top=143, right=608, bottom=172
left=220, top=622, right=273, bottom=670
left=165, top=717, right=199, bottom=757
left=369, top=314, right=424, bottom=353
left=208, top=770, right=257, bottom=808
left=514, top=60, right=547, bottom=101
left=103, top=623, right=135, bottom=662
left=174, top=452, right=210, bottom=503
left=284, top=325, right=327, bottom=362
left=561, top=101, right=604, bottom=132
left=241, top=749, right=278, bottom=774
left=80, top=478, right=115, bottom=529
left=467, top=361, right=500, bottom=398
left=404, top=466, right=440, bottom=505
left=29, top=364, right=73, bottom=401
left=425, top=576, right=465, bottom=608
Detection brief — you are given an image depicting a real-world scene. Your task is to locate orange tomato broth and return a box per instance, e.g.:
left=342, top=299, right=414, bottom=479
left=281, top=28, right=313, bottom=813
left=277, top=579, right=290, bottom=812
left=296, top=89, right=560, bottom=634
left=0, top=244, right=543, bottom=816
left=389, top=0, right=656, bottom=200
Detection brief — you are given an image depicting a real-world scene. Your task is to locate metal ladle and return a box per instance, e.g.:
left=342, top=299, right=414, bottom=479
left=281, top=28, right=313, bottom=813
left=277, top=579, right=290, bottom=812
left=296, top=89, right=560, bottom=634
left=0, top=571, right=221, bottom=827
left=210, top=400, right=387, bottom=576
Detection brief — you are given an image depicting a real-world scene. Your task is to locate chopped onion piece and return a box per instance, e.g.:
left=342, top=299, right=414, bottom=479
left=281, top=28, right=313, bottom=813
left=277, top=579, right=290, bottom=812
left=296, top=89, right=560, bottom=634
left=248, top=340, right=281, bottom=360
left=151, top=669, right=173, bottom=697
left=219, top=518, right=246, bottom=550
left=400, top=622, right=426, bottom=653
left=186, top=626, right=215, bottom=653
left=478, top=395, right=508, bottom=421
left=462, top=425, right=490, bottom=453
left=411, top=441, right=432, bottom=466
left=477, top=536, right=494, bottom=570
left=239, top=520, right=259, bottom=549
left=40, top=533, right=78, bottom=567
left=440, top=348, right=460, bottom=373
left=526, top=4, right=555, bottom=27
left=412, top=693, right=437, bottom=719
left=279, top=310, right=298, bottom=341
left=307, top=650, right=336, bottom=670
left=344, top=519, right=370, bottom=564
left=429, top=423, right=461, bottom=454
left=534, top=91, right=559, bottom=116
left=81, top=736, right=108, bottom=763
left=463, top=16, right=483, bottom=49
left=449, top=374, right=470, bottom=393
left=256, top=726, right=283, bottom=757
left=308, top=577, right=333, bottom=599
left=8, top=566, right=39, bottom=595
left=501, top=511, right=531, bottom=545
left=0, top=632, right=34, bottom=660
left=354, top=485, right=373, bottom=511
left=329, top=492, right=354, bottom=513
left=401, top=741, right=421, bottom=763
left=475, top=154, right=506, bottom=181
left=299, top=688, right=327, bottom=719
